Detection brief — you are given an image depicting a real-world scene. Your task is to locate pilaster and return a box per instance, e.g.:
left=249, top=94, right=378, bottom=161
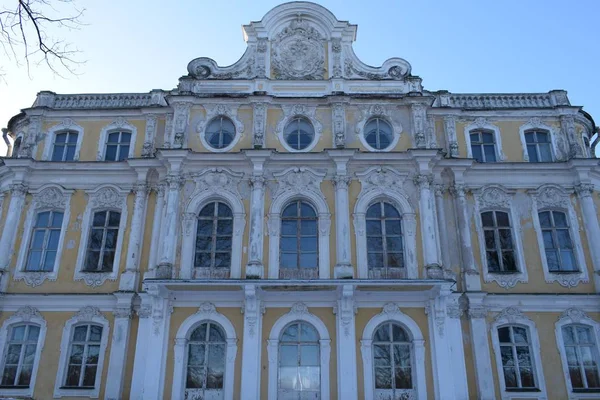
left=246, top=176, right=266, bottom=278
left=146, top=183, right=166, bottom=279
left=158, top=174, right=183, bottom=278
left=466, top=293, right=495, bottom=400
left=451, top=184, right=481, bottom=291
left=414, top=174, right=441, bottom=269
left=334, top=285, right=357, bottom=399
left=575, top=184, right=600, bottom=291
left=0, top=183, right=27, bottom=291
left=443, top=116, right=459, bottom=157
left=333, top=175, right=353, bottom=278
left=129, top=301, right=152, bottom=399
left=240, top=285, right=264, bottom=400
left=105, top=292, right=134, bottom=400
left=120, top=182, right=149, bottom=290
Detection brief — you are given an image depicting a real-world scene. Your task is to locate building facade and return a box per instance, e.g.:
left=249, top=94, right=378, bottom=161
left=1, top=2, right=600, bottom=399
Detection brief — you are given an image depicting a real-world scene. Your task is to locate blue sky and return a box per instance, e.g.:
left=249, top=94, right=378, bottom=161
left=1, top=0, right=599, bottom=155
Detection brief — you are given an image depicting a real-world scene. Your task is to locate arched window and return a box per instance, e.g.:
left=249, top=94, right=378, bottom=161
left=372, top=322, right=414, bottom=398
left=63, top=324, right=104, bottom=388
left=364, top=118, right=393, bottom=150
left=185, top=322, right=227, bottom=397
left=470, top=130, right=497, bottom=163
left=284, top=117, right=315, bottom=151
left=205, top=116, right=236, bottom=150
left=366, top=202, right=404, bottom=279
left=560, top=324, right=600, bottom=389
left=481, top=211, right=516, bottom=273
left=0, top=324, right=41, bottom=388
left=538, top=211, right=577, bottom=272
left=104, top=131, right=131, bottom=161
left=280, top=201, right=318, bottom=279
left=195, top=202, right=233, bottom=278
left=278, top=322, right=320, bottom=399
left=524, top=130, right=552, bottom=162
left=83, top=210, right=121, bottom=272
left=25, top=211, right=64, bottom=272
left=51, top=131, right=78, bottom=161
left=496, top=325, right=538, bottom=389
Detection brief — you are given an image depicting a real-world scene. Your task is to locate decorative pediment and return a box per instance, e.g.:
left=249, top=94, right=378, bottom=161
left=89, top=186, right=126, bottom=209
left=494, top=306, right=531, bottom=324
left=475, top=185, right=512, bottom=209
left=272, top=167, right=326, bottom=198
left=534, top=185, right=570, bottom=209
left=355, top=166, right=407, bottom=192
left=196, top=104, right=245, bottom=136
left=32, top=186, right=69, bottom=210
left=187, top=168, right=244, bottom=196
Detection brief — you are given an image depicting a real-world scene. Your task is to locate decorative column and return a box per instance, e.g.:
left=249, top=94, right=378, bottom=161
left=443, top=116, right=459, bottom=157
left=414, top=174, right=441, bottom=270
left=466, top=293, right=494, bottom=400
left=425, top=288, right=456, bottom=400
left=445, top=295, right=469, bottom=399
left=451, top=184, right=481, bottom=291
left=147, top=183, right=166, bottom=278
left=18, top=115, right=41, bottom=158
left=120, top=182, right=149, bottom=290
left=246, top=176, right=266, bottom=278
left=575, top=184, right=600, bottom=291
left=0, top=183, right=27, bottom=289
left=411, top=103, right=427, bottom=148
left=434, top=185, right=452, bottom=270
left=105, top=293, right=134, bottom=400
left=141, top=114, right=158, bottom=157
left=240, top=285, right=264, bottom=400
left=334, top=285, right=357, bottom=399
left=140, top=285, right=171, bottom=400
left=560, top=115, right=583, bottom=158
left=332, top=102, right=346, bottom=148
left=252, top=103, right=267, bottom=148
left=129, top=302, right=152, bottom=399
left=158, top=174, right=183, bottom=278
left=333, top=176, right=353, bottom=278
left=170, top=102, right=192, bottom=149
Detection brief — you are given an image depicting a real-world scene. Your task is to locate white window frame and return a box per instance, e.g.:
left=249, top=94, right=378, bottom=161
left=172, top=302, right=238, bottom=400
left=196, top=104, right=245, bottom=153
left=97, top=118, right=137, bottom=161
left=360, top=303, right=427, bottom=400
left=54, top=306, right=109, bottom=399
left=519, top=118, right=560, bottom=162
left=266, top=303, right=331, bottom=400
left=0, top=307, right=47, bottom=399
left=180, top=169, right=246, bottom=279
left=14, top=185, right=72, bottom=287
left=268, top=168, right=330, bottom=279
left=474, top=185, right=528, bottom=288
left=555, top=308, right=600, bottom=398
left=490, top=307, right=547, bottom=399
left=464, top=117, right=506, bottom=162
left=275, top=105, right=323, bottom=153
left=74, top=186, right=129, bottom=287
left=353, top=185, right=418, bottom=280
left=530, top=185, right=588, bottom=287
left=43, top=119, right=84, bottom=161
left=355, top=104, right=403, bottom=152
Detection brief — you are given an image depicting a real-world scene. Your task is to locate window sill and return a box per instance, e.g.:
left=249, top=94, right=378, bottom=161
left=80, top=270, right=113, bottom=274
left=488, top=271, right=520, bottom=275
left=505, top=388, right=541, bottom=392
left=572, top=389, right=600, bottom=393
left=60, top=386, right=96, bottom=390
left=549, top=270, right=581, bottom=274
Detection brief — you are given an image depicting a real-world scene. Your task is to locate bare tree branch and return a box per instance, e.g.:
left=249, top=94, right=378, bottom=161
left=0, top=0, right=86, bottom=81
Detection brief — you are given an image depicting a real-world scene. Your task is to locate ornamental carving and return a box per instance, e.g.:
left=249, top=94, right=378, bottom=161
left=275, top=104, right=322, bottom=141
left=290, top=302, right=309, bottom=315
left=558, top=308, right=590, bottom=323
left=272, top=167, right=326, bottom=199
left=196, top=103, right=245, bottom=139
left=81, top=272, right=117, bottom=287
left=356, top=167, right=406, bottom=192
left=343, top=58, right=410, bottom=80
left=271, top=15, right=325, bottom=80
left=382, top=303, right=403, bottom=316
left=142, top=115, right=158, bottom=158
left=14, top=306, right=42, bottom=321
left=411, top=103, right=427, bottom=148
left=21, top=271, right=57, bottom=287
left=90, top=187, right=124, bottom=209
left=197, top=302, right=216, bottom=315
left=332, top=103, right=345, bottom=147
left=333, top=288, right=356, bottom=337
left=172, top=102, right=192, bottom=149
left=74, top=306, right=103, bottom=321
left=34, top=187, right=68, bottom=209
left=477, top=186, right=511, bottom=209
left=575, top=183, right=594, bottom=198
left=494, top=306, right=530, bottom=324
left=187, top=168, right=244, bottom=199
left=536, top=186, right=569, bottom=209
left=252, top=103, right=267, bottom=148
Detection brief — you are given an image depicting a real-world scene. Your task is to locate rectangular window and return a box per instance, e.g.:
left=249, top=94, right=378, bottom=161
left=481, top=211, right=517, bottom=273
left=25, top=211, right=64, bottom=272
left=63, top=324, right=102, bottom=388
left=470, top=130, right=497, bottom=163
left=83, top=211, right=121, bottom=272
left=562, top=325, right=600, bottom=390
left=498, top=326, right=537, bottom=389
left=539, top=211, right=577, bottom=272
left=525, top=130, right=552, bottom=162
left=104, top=131, right=131, bottom=161
left=0, top=324, right=40, bottom=388
left=51, top=131, right=78, bottom=161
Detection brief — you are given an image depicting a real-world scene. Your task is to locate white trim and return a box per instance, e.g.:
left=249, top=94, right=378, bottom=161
left=196, top=104, right=245, bottom=153
left=268, top=168, right=330, bottom=279
left=490, top=307, right=547, bottom=399
left=464, top=117, right=506, bottom=161
left=180, top=169, right=246, bottom=279
left=53, top=306, right=110, bottom=398
left=360, top=303, right=427, bottom=400
left=0, top=307, right=47, bottom=399
left=354, top=167, right=417, bottom=279
left=172, top=303, right=238, bottom=400
left=96, top=117, right=138, bottom=161
left=530, top=185, right=589, bottom=287
left=276, top=104, right=323, bottom=153
left=555, top=308, right=600, bottom=399
left=43, top=119, right=85, bottom=161
left=518, top=118, right=560, bottom=162
left=474, top=185, right=529, bottom=288
left=266, top=303, right=331, bottom=400
left=74, top=185, right=129, bottom=287
left=13, top=185, right=72, bottom=287
left=355, top=105, right=402, bottom=152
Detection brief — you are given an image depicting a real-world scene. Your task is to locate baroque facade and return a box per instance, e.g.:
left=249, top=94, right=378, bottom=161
left=1, top=2, right=599, bottom=399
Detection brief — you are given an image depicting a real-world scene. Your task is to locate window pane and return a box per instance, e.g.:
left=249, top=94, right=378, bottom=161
left=502, top=251, right=517, bottom=272
left=386, top=236, right=403, bottom=252
left=300, top=324, right=318, bottom=341
left=214, top=253, right=231, bottom=268
left=577, top=326, right=594, bottom=343
left=367, top=237, right=383, bottom=251
left=280, top=236, right=295, bottom=251
left=539, top=143, right=552, bottom=162
left=36, top=212, right=50, bottom=228
left=481, top=212, right=494, bottom=227
left=51, top=212, right=64, bottom=227
left=297, top=366, right=320, bottom=390
left=300, top=346, right=319, bottom=366
left=18, top=364, right=32, bottom=386
left=300, top=221, right=317, bottom=235
left=300, top=237, right=317, bottom=252
left=188, top=344, right=205, bottom=365
left=569, top=366, right=584, bottom=388
left=520, top=367, right=535, bottom=388
left=525, top=132, right=535, bottom=143
left=67, top=133, right=78, bottom=143
left=6, top=344, right=21, bottom=364
left=513, top=327, right=528, bottom=343
left=11, top=325, right=26, bottom=340
left=546, top=250, right=560, bottom=271
left=299, top=253, right=317, bottom=268
left=471, top=145, right=483, bottom=163
left=65, top=145, right=76, bottom=161
left=118, top=145, right=129, bottom=161
left=69, top=344, right=84, bottom=364
left=55, top=133, right=67, bottom=143
left=393, top=344, right=411, bottom=367
left=108, top=211, right=121, bottom=227
left=65, top=365, right=81, bottom=387
left=498, top=327, right=511, bottom=343
left=366, top=204, right=381, bottom=218
left=368, top=253, right=384, bottom=269
left=484, top=145, right=496, bottom=162
left=26, top=251, right=42, bottom=271
left=281, top=220, right=297, bottom=235
left=43, top=251, right=57, bottom=271
left=486, top=251, right=500, bottom=272
left=1, top=365, right=16, bottom=386
left=280, top=253, right=297, bottom=269
left=527, top=145, right=538, bottom=162
left=105, top=145, right=117, bottom=161
left=281, top=324, right=298, bottom=341
left=503, top=367, right=518, bottom=388
left=186, top=366, right=205, bottom=389
left=553, top=212, right=568, bottom=228
left=560, top=251, right=577, bottom=271
left=496, top=212, right=510, bottom=227
left=28, top=326, right=40, bottom=341
left=208, top=344, right=225, bottom=370
left=30, top=230, right=45, bottom=249
left=395, top=367, right=412, bottom=389
left=101, top=251, right=115, bottom=270
left=120, top=132, right=131, bottom=143
left=89, top=325, right=102, bottom=342
left=105, top=229, right=118, bottom=250
left=280, top=345, right=297, bottom=366
left=538, top=211, right=551, bottom=228
left=107, top=133, right=120, bottom=143
left=562, top=326, right=575, bottom=345
left=375, top=367, right=392, bottom=389
left=279, top=366, right=297, bottom=390
left=48, top=229, right=61, bottom=249
left=82, top=365, right=97, bottom=387
left=217, top=220, right=232, bottom=235
left=93, top=212, right=106, bottom=227
left=499, top=229, right=513, bottom=249
left=51, top=145, right=65, bottom=161
left=374, top=325, right=390, bottom=342
left=385, top=220, right=402, bottom=236
left=542, top=231, right=554, bottom=249
left=86, top=346, right=100, bottom=364
left=482, top=132, right=494, bottom=143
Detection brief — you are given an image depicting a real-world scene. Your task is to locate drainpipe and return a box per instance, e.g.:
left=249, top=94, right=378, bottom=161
left=1, top=128, right=12, bottom=157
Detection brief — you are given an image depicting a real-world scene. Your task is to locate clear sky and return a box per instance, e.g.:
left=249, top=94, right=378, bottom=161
left=1, top=0, right=599, bottom=156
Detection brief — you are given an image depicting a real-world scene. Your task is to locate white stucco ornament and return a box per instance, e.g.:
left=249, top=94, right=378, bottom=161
left=272, top=15, right=325, bottom=80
